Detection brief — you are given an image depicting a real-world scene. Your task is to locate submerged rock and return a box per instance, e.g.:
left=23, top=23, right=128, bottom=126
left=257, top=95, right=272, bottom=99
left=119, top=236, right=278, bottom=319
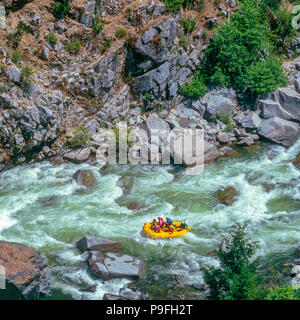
left=76, top=236, right=123, bottom=253
left=103, top=293, right=128, bottom=300
left=88, top=251, right=144, bottom=280
left=292, top=151, right=300, bottom=168
left=215, top=186, right=239, bottom=206
left=0, top=241, right=50, bottom=300
left=73, top=169, right=97, bottom=188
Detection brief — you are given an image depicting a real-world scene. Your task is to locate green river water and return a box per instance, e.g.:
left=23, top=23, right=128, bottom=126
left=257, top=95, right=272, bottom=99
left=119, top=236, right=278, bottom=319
left=0, top=140, right=300, bottom=299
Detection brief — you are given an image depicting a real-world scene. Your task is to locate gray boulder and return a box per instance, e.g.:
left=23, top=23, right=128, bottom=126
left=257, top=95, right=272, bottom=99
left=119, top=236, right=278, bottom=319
left=6, top=67, right=21, bottom=83
left=257, top=99, right=297, bottom=121
left=204, top=141, right=219, bottom=163
left=271, top=87, right=300, bottom=121
left=76, top=236, right=123, bottom=253
left=203, top=92, right=236, bottom=117
left=88, top=251, right=144, bottom=280
left=145, top=117, right=170, bottom=141
left=258, top=117, right=300, bottom=147
left=240, top=112, right=262, bottom=129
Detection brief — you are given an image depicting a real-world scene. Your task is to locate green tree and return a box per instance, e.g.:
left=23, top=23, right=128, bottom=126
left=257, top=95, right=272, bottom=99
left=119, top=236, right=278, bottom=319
left=203, top=223, right=261, bottom=300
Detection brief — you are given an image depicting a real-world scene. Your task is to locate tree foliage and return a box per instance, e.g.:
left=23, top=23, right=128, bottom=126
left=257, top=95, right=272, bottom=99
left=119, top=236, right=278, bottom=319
left=203, top=223, right=261, bottom=300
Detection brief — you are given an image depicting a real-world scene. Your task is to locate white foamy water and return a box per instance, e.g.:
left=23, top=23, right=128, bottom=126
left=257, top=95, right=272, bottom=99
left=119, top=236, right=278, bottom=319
left=0, top=141, right=300, bottom=299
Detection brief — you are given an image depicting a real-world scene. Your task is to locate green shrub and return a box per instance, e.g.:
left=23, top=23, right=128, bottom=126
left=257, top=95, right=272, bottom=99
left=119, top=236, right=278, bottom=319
left=267, top=8, right=296, bottom=54
left=180, top=16, right=197, bottom=34
left=20, top=65, right=35, bottom=84
left=262, top=0, right=282, bottom=8
left=53, top=0, right=70, bottom=19
left=115, top=27, right=127, bottom=38
left=66, top=40, right=81, bottom=54
left=265, top=286, right=298, bottom=300
left=163, top=0, right=202, bottom=10
left=6, top=21, right=32, bottom=48
left=179, top=77, right=208, bottom=98
left=92, top=16, right=104, bottom=34
left=203, top=223, right=261, bottom=300
left=179, top=35, right=189, bottom=50
left=241, top=56, right=287, bottom=97
left=67, top=126, right=90, bottom=148
left=101, top=38, right=112, bottom=54
left=46, top=33, right=57, bottom=47
left=197, top=0, right=287, bottom=97
left=11, top=50, right=22, bottom=63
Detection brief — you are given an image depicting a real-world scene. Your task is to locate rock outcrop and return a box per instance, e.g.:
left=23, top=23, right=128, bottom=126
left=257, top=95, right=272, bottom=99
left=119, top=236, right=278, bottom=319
left=0, top=241, right=50, bottom=300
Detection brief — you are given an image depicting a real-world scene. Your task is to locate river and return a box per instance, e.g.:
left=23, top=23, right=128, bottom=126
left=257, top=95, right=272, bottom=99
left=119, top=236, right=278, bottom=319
left=0, top=140, right=300, bottom=299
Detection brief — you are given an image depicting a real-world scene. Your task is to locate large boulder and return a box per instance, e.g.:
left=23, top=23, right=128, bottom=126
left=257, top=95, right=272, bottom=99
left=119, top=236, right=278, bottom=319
left=275, top=87, right=300, bottom=121
left=258, top=117, right=300, bottom=147
left=88, top=251, right=144, bottom=280
left=203, top=92, right=236, bottom=118
left=145, top=117, right=170, bottom=142
left=257, top=99, right=297, bottom=121
left=76, top=236, right=123, bottom=253
left=73, top=169, right=97, bottom=188
left=204, top=141, right=219, bottom=163
left=0, top=241, right=50, bottom=300
left=240, top=112, right=262, bottom=129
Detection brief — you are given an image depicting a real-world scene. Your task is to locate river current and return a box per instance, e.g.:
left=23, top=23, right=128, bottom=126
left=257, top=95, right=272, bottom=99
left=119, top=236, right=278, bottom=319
left=0, top=140, right=300, bottom=299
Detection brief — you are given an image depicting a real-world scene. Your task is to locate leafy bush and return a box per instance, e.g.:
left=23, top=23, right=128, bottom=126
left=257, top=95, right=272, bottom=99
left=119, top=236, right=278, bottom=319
left=267, top=8, right=296, bottom=54
left=53, top=0, right=70, bottom=19
left=180, top=16, right=197, bottom=34
left=265, top=286, right=299, bottom=300
left=179, top=77, right=208, bottom=98
left=163, top=0, right=199, bottom=10
left=179, top=35, right=189, bottom=50
left=6, top=21, right=32, bottom=48
left=101, top=39, right=112, bottom=54
left=262, top=0, right=282, bottom=8
left=20, top=65, right=34, bottom=84
left=93, top=16, right=104, bottom=34
left=67, top=126, right=90, bottom=148
left=198, top=0, right=287, bottom=97
left=115, top=27, right=127, bottom=38
left=66, top=40, right=81, bottom=54
left=46, top=33, right=57, bottom=47
left=203, top=223, right=261, bottom=300
left=11, top=50, right=22, bottom=63
left=241, top=56, right=287, bottom=96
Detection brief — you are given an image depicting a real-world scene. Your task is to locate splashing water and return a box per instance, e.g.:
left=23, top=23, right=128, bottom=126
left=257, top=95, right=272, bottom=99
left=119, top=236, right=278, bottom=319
left=0, top=141, right=300, bottom=299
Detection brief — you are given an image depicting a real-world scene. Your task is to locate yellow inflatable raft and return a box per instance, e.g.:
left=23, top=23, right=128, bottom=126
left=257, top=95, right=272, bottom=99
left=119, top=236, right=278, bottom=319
left=143, top=221, right=189, bottom=239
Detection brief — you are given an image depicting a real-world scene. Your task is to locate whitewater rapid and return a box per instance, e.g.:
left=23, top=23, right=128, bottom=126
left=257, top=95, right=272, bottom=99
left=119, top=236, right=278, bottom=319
left=0, top=140, right=300, bottom=299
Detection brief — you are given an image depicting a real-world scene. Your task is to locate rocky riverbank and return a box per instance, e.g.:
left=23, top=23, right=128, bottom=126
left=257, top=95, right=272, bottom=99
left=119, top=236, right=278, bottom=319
left=0, top=0, right=299, bottom=172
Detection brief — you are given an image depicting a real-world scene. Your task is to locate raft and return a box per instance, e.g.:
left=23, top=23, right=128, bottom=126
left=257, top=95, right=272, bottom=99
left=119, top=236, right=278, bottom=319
left=143, top=221, right=189, bottom=239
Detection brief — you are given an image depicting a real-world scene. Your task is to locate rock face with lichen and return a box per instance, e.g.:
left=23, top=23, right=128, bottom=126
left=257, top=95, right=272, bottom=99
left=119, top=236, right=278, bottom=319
left=0, top=241, right=50, bottom=300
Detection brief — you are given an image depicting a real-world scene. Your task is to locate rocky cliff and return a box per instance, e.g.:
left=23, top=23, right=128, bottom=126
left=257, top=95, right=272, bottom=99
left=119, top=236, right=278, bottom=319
left=0, top=0, right=299, bottom=170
